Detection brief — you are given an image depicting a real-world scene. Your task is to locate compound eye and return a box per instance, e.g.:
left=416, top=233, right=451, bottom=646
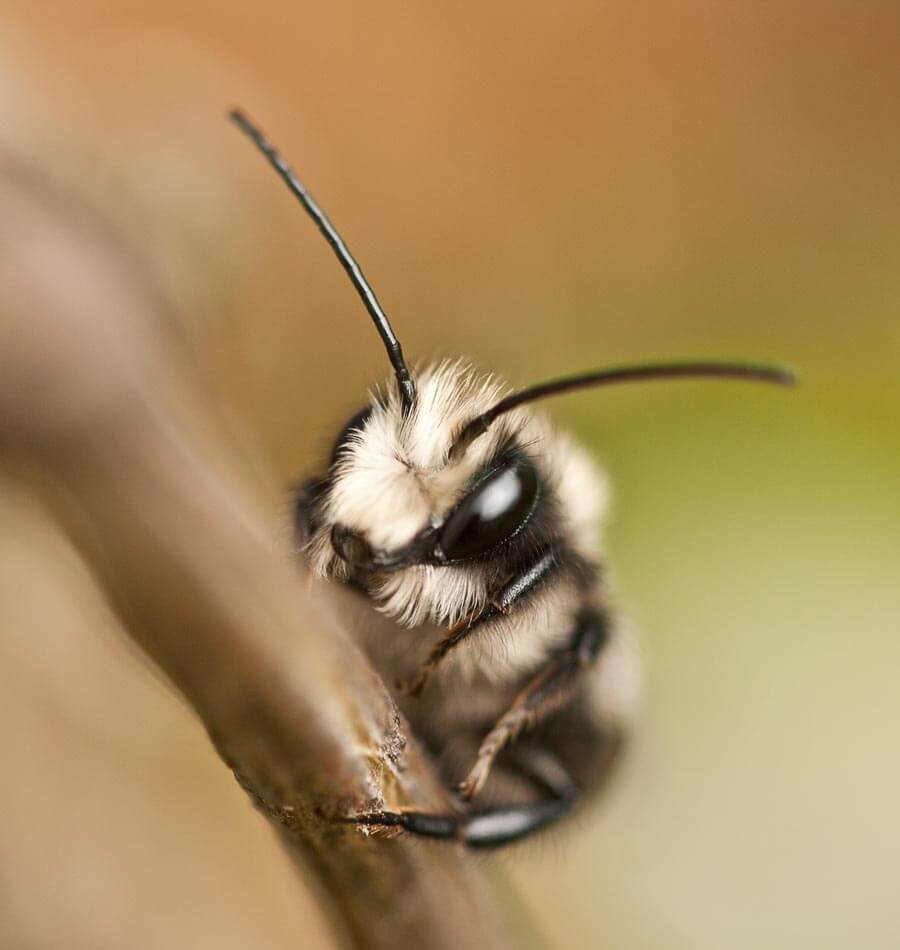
left=438, top=459, right=540, bottom=562
left=329, top=405, right=373, bottom=469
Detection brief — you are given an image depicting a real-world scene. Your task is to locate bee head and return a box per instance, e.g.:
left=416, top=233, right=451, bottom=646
left=313, top=361, right=548, bottom=577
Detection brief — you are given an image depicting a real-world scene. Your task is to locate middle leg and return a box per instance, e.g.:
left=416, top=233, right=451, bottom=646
left=459, top=604, right=609, bottom=800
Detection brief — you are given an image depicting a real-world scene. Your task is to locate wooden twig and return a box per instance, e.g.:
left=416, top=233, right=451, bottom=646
left=0, top=160, right=510, bottom=949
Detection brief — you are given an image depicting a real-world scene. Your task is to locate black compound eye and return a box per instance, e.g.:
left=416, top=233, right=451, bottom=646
left=438, top=459, right=540, bottom=562
left=329, top=405, right=373, bottom=468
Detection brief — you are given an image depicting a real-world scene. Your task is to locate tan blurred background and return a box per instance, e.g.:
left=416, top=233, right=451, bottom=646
left=1, top=2, right=899, bottom=948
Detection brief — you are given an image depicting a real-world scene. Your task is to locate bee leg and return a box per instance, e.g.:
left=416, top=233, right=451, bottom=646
left=349, top=810, right=459, bottom=840
left=347, top=748, right=579, bottom=848
left=402, top=546, right=563, bottom=696
left=461, top=796, right=577, bottom=848
left=460, top=747, right=580, bottom=848
left=460, top=606, right=608, bottom=800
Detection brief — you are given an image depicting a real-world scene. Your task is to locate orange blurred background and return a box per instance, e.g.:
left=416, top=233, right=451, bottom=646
left=1, top=3, right=899, bottom=948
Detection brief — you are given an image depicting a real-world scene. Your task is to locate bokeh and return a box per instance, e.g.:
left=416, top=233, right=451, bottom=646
left=1, top=3, right=899, bottom=948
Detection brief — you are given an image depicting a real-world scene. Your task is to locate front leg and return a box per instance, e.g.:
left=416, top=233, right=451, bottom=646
left=347, top=747, right=581, bottom=849
left=460, top=605, right=608, bottom=800
left=402, top=546, right=563, bottom=696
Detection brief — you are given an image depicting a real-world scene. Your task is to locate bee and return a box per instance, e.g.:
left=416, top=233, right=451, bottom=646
left=230, top=110, right=795, bottom=849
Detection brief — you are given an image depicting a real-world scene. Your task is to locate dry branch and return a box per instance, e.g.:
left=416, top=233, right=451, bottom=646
left=0, top=160, right=510, bottom=949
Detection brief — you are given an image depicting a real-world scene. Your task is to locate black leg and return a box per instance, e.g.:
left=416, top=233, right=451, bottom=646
left=459, top=606, right=608, bottom=799
left=348, top=748, right=579, bottom=849
left=402, top=546, right=564, bottom=696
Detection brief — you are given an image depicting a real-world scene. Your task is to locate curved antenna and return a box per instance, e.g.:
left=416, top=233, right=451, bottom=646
left=229, top=109, right=416, bottom=412
left=449, top=360, right=797, bottom=459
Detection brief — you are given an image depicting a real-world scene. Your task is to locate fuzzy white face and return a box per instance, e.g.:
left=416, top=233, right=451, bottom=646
left=304, top=360, right=610, bottom=638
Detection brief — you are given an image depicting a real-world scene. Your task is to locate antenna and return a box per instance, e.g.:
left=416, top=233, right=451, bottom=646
left=229, top=109, right=416, bottom=412
left=449, top=360, right=797, bottom=458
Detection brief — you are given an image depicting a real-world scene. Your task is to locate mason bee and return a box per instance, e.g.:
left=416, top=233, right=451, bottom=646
left=230, top=110, right=794, bottom=848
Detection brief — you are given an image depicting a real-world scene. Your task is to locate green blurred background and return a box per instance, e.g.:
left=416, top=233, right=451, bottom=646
left=1, top=3, right=898, bottom=948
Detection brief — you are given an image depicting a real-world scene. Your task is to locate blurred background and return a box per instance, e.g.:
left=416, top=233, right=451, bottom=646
left=1, top=2, right=899, bottom=948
